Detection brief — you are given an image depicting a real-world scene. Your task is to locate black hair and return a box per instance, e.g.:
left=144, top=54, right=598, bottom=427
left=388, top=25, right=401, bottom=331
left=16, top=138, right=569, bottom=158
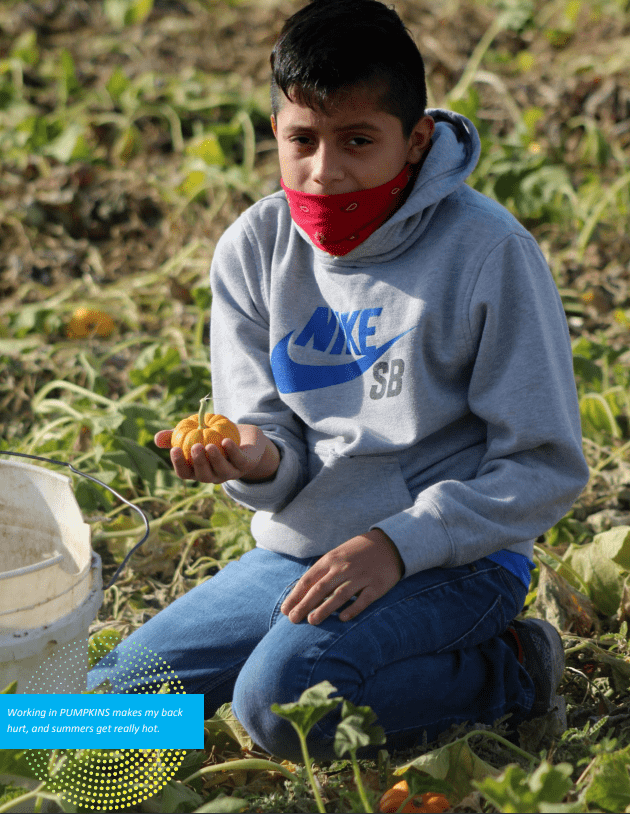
left=270, top=0, right=427, bottom=138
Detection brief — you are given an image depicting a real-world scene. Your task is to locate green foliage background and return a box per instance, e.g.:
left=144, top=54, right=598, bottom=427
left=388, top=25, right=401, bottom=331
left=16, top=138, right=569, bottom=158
left=1, top=0, right=630, bottom=810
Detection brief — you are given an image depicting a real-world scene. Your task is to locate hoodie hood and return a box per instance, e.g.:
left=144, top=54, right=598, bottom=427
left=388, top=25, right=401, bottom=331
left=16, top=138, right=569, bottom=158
left=287, top=109, right=481, bottom=266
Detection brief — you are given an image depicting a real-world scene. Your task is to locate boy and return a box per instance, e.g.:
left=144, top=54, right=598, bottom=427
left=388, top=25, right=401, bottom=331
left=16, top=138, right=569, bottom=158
left=90, top=0, right=589, bottom=761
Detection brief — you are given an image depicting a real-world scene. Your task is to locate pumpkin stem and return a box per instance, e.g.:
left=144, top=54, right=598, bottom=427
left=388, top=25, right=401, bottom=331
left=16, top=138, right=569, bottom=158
left=197, top=393, right=213, bottom=429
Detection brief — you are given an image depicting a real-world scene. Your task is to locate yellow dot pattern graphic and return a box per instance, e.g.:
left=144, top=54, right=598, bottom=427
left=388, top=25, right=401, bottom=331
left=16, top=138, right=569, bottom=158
left=24, top=636, right=188, bottom=810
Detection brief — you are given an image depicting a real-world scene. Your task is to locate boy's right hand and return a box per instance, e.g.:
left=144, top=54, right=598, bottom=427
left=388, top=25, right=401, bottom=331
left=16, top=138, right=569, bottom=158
left=154, top=423, right=280, bottom=484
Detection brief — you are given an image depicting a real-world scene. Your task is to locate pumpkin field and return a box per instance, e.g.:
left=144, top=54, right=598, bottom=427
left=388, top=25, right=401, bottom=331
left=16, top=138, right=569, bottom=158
left=1, top=0, right=630, bottom=810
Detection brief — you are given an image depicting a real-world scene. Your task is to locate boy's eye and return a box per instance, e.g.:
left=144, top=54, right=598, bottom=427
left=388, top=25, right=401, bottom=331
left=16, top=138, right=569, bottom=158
left=287, top=135, right=372, bottom=148
left=289, top=136, right=313, bottom=146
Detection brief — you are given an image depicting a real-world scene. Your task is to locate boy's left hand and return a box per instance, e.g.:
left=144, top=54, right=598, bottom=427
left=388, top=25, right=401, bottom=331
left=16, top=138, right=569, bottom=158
left=281, top=530, right=404, bottom=625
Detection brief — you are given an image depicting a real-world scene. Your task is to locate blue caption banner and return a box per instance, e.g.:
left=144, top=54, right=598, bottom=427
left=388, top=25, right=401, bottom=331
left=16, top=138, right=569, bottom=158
left=1, top=694, right=204, bottom=749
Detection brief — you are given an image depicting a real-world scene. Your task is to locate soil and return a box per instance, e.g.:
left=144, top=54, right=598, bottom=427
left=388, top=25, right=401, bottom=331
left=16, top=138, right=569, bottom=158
left=1, top=0, right=628, bottom=314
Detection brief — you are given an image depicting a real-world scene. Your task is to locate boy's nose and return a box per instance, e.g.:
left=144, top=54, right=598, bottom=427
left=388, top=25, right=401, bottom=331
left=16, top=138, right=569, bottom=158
left=311, top=144, right=345, bottom=190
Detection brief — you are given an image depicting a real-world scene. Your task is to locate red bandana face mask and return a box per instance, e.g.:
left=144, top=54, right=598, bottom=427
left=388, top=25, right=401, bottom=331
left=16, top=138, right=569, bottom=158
left=281, top=163, right=415, bottom=257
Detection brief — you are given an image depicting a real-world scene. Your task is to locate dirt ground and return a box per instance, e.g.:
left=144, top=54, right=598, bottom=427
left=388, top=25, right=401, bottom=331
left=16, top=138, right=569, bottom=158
left=1, top=0, right=628, bottom=309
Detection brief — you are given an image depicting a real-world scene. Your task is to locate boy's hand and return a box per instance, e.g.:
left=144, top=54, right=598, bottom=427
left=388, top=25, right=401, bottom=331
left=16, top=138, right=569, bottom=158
left=281, top=530, right=404, bottom=625
left=154, top=424, right=279, bottom=484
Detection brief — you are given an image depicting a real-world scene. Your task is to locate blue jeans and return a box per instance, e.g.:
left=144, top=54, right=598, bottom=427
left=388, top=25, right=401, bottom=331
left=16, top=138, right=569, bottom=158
left=88, top=548, right=534, bottom=761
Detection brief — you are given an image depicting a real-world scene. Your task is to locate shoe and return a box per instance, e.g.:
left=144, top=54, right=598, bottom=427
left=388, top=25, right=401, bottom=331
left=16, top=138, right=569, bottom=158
left=506, top=618, right=567, bottom=737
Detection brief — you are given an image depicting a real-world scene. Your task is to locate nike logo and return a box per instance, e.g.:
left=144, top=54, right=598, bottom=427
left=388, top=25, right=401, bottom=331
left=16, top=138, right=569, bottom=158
left=271, top=327, right=414, bottom=393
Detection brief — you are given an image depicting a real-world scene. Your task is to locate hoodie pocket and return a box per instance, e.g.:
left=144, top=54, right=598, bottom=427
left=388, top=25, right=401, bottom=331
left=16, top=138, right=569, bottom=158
left=251, top=453, right=413, bottom=557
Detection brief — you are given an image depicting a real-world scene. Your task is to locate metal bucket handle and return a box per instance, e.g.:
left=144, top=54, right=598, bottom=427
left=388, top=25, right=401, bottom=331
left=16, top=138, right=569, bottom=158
left=0, top=450, right=149, bottom=589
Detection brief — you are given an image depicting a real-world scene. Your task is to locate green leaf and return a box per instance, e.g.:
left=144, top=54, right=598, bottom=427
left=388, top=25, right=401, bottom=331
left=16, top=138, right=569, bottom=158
left=515, top=50, right=535, bottom=73
left=116, top=403, right=163, bottom=442
left=88, top=628, right=122, bottom=668
left=271, top=680, right=341, bottom=739
left=192, top=287, right=212, bottom=311
left=560, top=546, right=622, bottom=617
left=89, top=410, right=126, bottom=437
left=475, top=760, right=575, bottom=813
left=1, top=681, right=18, bottom=694
left=178, top=169, right=208, bottom=200
left=333, top=700, right=385, bottom=758
left=402, top=772, right=456, bottom=799
left=105, top=436, right=162, bottom=482
left=115, top=124, right=143, bottom=162
left=583, top=745, right=630, bottom=812
left=593, top=526, right=630, bottom=570
left=128, top=345, right=181, bottom=386
left=0, top=785, right=33, bottom=809
left=573, top=355, right=602, bottom=388
left=74, top=478, right=114, bottom=513
left=571, top=336, right=618, bottom=364
left=155, top=779, right=203, bottom=814
left=186, top=134, right=226, bottom=166
left=45, top=123, right=90, bottom=163
left=205, top=703, right=254, bottom=753
left=172, top=750, right=206, bottom=781
left=10, top=30, right=39, bottom=66
left=209, top=504, right=255, bottom=559
left=0, top=750, right=37, bottom=779
left=104, top=0, right=129, bottom=28
left=580, top=393, right=622, bottom=438
left=522, top=106, right=545, bottom=138
left=395, top=738, right=499, bottom=803
left=496, top=0, right=535, bottom=32
left=194, top=793, right=247, bottom=813
left=0, top=337, right=43, bottom=353
left=59, top=48, right=79, bottom=100
left=127, top=0, right=154, bottom=24
left=106, top=66, right=130, bottom=103
left=560, top=527, right=630, bottom=616
left=449, top=86, right=482, bottom=126
left=9, top=304, right=55, bottom=337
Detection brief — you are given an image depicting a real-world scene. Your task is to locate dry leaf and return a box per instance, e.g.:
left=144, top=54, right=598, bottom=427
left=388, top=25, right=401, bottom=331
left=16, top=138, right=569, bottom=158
left=454, top=790, right=485, bottom=812
left=533, top=562, right=600, bottom=635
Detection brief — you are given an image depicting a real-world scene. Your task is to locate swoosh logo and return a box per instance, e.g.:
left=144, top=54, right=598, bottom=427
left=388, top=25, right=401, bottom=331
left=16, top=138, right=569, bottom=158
left=271, top=328, right=414, bottom=393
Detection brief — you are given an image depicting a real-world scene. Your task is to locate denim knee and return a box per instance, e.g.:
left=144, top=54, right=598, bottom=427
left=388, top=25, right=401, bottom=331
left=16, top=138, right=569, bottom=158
left=232, top=666, right=305, bottom=761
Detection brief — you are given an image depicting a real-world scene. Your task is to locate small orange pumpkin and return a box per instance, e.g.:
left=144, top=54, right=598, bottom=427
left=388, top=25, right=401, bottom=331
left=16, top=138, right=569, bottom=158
left=170, top=397, right=240, bottom=465
left=419, top=793, right=450, bottom=814
left=378, top=780, right=450, bottom=813
left=66, top=307, right=115, bottom=339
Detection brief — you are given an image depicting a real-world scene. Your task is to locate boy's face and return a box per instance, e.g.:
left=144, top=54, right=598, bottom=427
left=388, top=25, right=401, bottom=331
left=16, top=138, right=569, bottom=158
left=271, top=84, right=434, bottom=195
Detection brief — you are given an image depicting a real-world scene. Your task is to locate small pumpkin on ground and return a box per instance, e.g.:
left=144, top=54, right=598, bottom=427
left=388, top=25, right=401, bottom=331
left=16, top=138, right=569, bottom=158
left=170, top=396, right=240, bottom=465
left=378, top=779, right=450, bottom=813
left=66, top=307, right=115, bottom=339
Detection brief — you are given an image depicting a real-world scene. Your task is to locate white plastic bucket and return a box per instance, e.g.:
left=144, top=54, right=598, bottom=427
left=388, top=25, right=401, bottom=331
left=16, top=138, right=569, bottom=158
left=0, top=459, right=102, bottom=694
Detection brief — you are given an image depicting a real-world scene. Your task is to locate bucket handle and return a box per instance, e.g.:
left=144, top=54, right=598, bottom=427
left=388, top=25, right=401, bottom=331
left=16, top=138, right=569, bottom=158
left=0, top=450, right=149, bottom=589
left=0, top=552, right=64, bottom=581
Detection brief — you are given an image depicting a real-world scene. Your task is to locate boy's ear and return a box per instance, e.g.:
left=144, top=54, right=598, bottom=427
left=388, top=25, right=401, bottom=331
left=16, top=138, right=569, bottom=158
left=271, top=115, right=277, bottom=138
left=406, top=115, right=435, bottom=164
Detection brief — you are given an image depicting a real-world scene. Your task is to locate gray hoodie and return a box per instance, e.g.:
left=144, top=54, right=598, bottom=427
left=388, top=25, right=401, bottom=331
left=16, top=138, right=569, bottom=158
left=210, top=109, right=589, bottom=578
